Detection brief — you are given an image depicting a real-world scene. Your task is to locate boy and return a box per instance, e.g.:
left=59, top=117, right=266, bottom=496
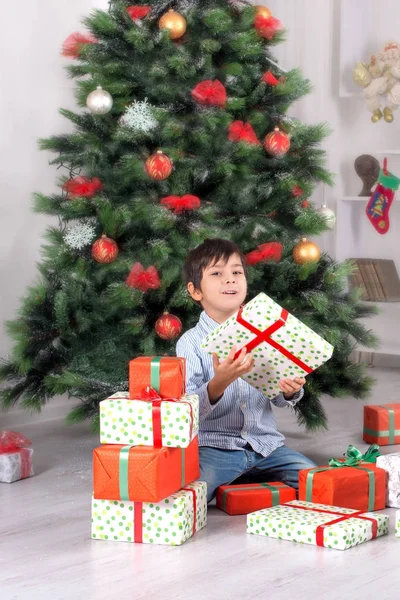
left=176, top=238, right=316, bottom=503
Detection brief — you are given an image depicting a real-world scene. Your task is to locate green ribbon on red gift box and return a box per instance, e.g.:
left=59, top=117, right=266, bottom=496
left=233, top=306, right=313, bottom=373
left=364, top=405, right=398, bottom=444
left=305, top=444, right=380, bottom=512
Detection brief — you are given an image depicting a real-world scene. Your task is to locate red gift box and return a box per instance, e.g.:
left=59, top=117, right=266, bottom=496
left=129, top=356, right=185, bottom=399
left=298, top=462, right=386, bottom=512
left=363, top=403, right=400, bottom=445
left=216, top=481, right=296, bottom=515
left=93, top=436, right=199, bottom=503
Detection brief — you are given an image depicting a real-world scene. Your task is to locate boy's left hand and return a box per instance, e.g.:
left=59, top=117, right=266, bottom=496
left=278, top=377, right=306, bottom=399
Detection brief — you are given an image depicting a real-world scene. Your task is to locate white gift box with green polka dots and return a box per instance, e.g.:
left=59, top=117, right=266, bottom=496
left=201, top=293, right=334, bottom=399
left=99, top=392, right=199, bottom=448
left=91, top=480, right=207, bottom=546
left=396, top=512, right=400, bottom=537
left=247, top=500, right=389, bottom=550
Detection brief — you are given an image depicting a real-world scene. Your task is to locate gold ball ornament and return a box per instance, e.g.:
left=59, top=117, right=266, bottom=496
left=293, top=237, right=321, bottom=265
left=86, top=86, right=113, bottom=115
left=158, top=9, right=187, bottom=40
left=255, top=5, right=272, bottom=18
left=352, top=62, right=372, bottom=88
left=264, top=127, right=291, bottom=158
left=145, top=150, right=173, bottom=180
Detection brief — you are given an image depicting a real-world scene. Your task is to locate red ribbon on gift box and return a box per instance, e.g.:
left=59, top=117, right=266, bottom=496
left=0, top=430, right=32, bottom=479
left=139, top=387, right=194, bottom=448
left=283, top=502, right=378, bottom=547
left=133, top=487, right=197, bottom=543
left=233, top=307, right=312, bottom=373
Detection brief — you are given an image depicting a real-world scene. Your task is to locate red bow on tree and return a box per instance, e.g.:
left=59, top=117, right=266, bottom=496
left=228, top=121, right=261, bottom=146
left=262, top=71, right=280, bottom=86
left=126, top=5, right=151, bottom=20
left=292, top=185, right=304, bottom=198
left=254, top=15, right=283, bottom=40
left=191, top=80, right=227, bottom=108
left=62, top=32, right=98, bottom=59
left=161, top=194, right=201, bottom=214
left=63, top=176, right=103, bottom=198
left=245, top=242, right=283, bottom=265
left=126, top=263, right=161, bottom=292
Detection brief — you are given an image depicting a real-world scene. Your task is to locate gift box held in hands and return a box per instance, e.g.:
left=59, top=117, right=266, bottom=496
left=376, top=453, right=400, bottom=508
left=247, top=500, right=389, bottom=550
left=298, top=445, right=386, bottom=512
left=91, top=481, right=207, bottom=546
left=363, top=403, right=400, bottom=445
left=0, top=431, right=34, bottom=484
left=129, top=356, right=185, bottom=400
left=216, top=481, right=296, bottom=515
left=93, top=436, right=199, bottom=503
left=201, top=293, right=333, bottom=399
left=100, top=390, right=199, bottom=449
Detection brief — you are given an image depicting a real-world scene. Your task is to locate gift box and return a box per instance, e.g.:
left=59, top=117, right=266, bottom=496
left=376, top=453, right=400, bottom=508
left=201, top=293, right=334, bottom=399
left=0, top=431, right=34, bottom=484
left=363, top=403, right=400, bottom=445
left=396, top=511, right=400, bottom=537
left=247, top=500, right=389, bottom=550
left=298, top=460, right=386, bottom=512
left=93, top=436, right=199, bottom=503
left=216, top=481, right=296, bottom=515
left=91, top=481, right=207, bottom=546
left=129, top=356, right=185, bottom=400
left=100, top=391, right=199, bottom=449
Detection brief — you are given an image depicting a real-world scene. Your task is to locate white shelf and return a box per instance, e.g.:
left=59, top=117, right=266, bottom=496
left=342, top=196, right=400, bottom=202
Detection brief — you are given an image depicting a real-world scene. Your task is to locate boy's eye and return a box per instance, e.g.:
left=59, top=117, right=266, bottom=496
left=211, top=271, right=221, bottom=276
left=233, top=271, right=243, bottom=275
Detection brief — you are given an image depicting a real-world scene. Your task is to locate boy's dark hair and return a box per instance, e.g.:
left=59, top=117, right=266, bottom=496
left=183, top=238, right=246, bottom=290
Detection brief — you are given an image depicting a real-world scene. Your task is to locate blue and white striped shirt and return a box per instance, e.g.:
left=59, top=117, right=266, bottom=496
left=176, top=310, right=304, bottom=457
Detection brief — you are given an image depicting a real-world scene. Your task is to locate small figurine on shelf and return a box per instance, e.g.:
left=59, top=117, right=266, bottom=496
left=354, top=154, right=380, bottom=196
left=353, top=41, right=400, bottom=122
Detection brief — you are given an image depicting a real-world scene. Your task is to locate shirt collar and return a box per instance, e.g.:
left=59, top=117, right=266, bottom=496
left=199, top=310, right=219, bottom=332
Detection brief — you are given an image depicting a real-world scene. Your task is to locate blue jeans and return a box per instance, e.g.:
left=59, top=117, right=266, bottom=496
left=200, top=444, right=316, bottom=502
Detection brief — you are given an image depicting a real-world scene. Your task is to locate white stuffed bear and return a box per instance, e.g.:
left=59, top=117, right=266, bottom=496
left=353, top=41, right=400, bottom=123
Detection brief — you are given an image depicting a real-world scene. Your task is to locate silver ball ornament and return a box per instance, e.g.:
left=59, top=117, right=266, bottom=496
left=86, top=85, right=113, bottom=115
left=317, top=204, right=336, bottom=229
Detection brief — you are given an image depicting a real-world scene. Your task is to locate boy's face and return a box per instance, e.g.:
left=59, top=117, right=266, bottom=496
left=188, top=253, right=247, bottom=323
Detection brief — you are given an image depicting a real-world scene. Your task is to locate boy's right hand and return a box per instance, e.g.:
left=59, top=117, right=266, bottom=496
left=210, top=346, right=255, bottom=395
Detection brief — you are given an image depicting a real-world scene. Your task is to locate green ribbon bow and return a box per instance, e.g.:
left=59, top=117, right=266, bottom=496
left=328, top=444, right=380, bottom=468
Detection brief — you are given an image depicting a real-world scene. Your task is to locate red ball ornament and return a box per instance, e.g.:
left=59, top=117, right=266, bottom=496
left=155, top=312, right=182, bottom=340
left=145, top=150, right=173, bottom=180
left=263, top=127, right=291, bottom=158
left=92, top=234, right=119, bottom=264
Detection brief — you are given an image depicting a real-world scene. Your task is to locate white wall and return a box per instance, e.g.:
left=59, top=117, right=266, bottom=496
left=1, top=0, right=399, bottom=425
left=0, top=0, right=108, bottom=426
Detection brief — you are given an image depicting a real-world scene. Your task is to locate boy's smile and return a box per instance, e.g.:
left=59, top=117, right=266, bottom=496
left=187, top=253, right=247, bottom=323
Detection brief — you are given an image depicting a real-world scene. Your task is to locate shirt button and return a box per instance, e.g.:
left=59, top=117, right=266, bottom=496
left=243, top=430, right=248, bottom=436
left=241, top=403, right=246, bottom=409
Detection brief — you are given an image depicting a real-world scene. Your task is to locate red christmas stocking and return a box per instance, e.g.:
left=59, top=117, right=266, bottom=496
left=366, top=159, right=400, bottom=234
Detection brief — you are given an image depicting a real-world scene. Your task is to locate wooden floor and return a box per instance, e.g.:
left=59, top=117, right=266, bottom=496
left=1, top=366, right=400, bottom=600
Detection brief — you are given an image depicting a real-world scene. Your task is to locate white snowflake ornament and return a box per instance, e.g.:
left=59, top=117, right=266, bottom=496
left=120, top=98, right=158, bottom=132
left=64, top=223, right=96, bottom=250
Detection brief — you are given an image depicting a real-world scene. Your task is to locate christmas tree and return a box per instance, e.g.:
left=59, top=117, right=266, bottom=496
left=0, top=0, right=377, bottom=430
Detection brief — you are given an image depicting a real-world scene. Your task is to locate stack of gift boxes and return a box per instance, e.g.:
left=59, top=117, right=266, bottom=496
left=201, top=292, right=400, bottom=550
left=91, top=356, right=207, bottom=546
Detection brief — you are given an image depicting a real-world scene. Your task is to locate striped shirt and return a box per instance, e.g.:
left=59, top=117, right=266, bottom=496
left=176, top=310, right=304, bottom=457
